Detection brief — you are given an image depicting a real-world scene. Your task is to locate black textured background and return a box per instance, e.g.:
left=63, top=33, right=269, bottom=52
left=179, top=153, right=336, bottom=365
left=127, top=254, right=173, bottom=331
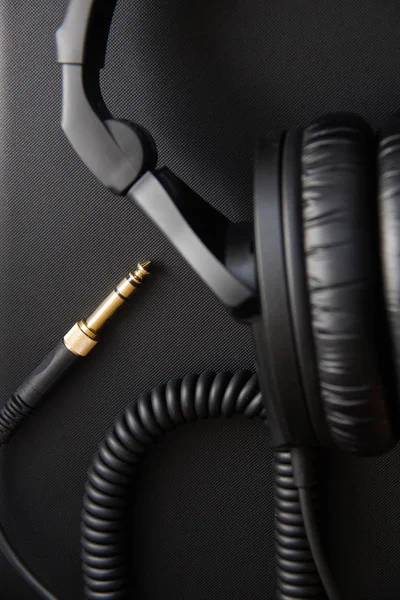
left=1, top=1, right=400, bottom=598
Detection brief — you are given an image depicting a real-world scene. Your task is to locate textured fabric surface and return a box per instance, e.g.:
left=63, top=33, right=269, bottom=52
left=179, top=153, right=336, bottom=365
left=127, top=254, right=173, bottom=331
left=1, top=1, right=400, bottom=599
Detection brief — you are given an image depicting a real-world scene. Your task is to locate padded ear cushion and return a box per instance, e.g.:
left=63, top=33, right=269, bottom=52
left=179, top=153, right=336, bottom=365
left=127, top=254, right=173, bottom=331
left=301, top=113, right=395, bottom=455
left=379, top=115, right=400, bottom=407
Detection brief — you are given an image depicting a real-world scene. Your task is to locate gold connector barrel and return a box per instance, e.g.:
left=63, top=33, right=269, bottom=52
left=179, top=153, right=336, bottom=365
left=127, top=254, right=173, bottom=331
left=64, top=262, right=151, bottom=357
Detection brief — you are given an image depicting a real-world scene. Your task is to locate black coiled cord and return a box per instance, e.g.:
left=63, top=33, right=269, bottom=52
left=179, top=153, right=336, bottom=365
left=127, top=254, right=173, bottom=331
left=81, top=371, right=264, bottom=599
left=275, top=451, right=324, bottom=599
left=81, top=370, right=324, bottom=600
left=0, top=395, right=32, bottom=444
left=0, top=370, right=327, bottom=600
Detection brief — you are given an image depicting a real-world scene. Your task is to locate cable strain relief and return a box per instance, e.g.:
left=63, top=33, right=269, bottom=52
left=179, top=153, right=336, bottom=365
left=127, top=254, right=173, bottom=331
left=0, top=394, right=33, bottom=446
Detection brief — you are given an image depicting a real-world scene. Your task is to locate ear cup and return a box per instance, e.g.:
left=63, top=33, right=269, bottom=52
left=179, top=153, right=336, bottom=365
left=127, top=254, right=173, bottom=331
left=379, top=116, right=400, bottom=407
left=301, top=113, right=395, bottom=455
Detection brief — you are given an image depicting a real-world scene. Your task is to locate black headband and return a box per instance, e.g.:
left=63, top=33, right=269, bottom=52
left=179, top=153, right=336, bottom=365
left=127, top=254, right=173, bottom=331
left=56, top=0, right=255, bottom=317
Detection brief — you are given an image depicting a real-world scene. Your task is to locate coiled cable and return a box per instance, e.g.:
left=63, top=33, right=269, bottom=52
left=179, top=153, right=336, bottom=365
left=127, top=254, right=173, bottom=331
left=275, top=450, right=324, bottom=599
left=81, top=371, right=264, bottom=599
left=0, top=370, right=328, bottom=600
left=81, top=370, right=326, bottom=600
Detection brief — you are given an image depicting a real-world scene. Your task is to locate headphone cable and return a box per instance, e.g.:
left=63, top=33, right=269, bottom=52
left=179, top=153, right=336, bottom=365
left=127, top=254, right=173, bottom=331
left=0, top=371, right=333, bottom=600
left=0, top=264, right=337, bottom=599
left=292, top=447, right=342, bottom=600
left=0, top=522, right=57, bottom=600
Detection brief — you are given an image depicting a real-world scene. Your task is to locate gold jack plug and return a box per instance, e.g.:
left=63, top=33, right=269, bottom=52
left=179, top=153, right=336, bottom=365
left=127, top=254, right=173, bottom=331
left=64, top=261, right=151, bottom=357
left=0, top=262, right=152, bottom=446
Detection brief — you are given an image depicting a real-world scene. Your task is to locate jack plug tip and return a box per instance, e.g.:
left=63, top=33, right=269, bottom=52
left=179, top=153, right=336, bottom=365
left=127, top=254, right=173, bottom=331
left=129, top=261, right=152, bottom=285
left=64, top=263, right=152, bottom=357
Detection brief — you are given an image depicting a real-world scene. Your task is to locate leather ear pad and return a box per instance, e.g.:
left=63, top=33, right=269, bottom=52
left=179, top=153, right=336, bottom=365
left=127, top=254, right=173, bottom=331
left=301, top=113, right=395, bottom=455
left=379, top=115, right=400, bottom=406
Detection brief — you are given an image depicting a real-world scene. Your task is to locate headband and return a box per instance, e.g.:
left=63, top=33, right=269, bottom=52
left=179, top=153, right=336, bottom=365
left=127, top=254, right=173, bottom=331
left=56, top=0, right=255, bottom=316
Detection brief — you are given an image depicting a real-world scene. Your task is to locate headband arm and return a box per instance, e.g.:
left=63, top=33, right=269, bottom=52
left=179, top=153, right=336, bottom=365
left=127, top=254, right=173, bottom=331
left=128, top=170, right=257, bottom=317
left=56, top=0, right=118, bottom=67
left=57, top=1, right=152, bottom=194
left=57, top=0, right=258, bottom=319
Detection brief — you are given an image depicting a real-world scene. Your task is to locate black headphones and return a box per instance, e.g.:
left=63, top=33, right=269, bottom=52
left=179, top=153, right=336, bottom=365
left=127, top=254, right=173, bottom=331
left=57, top=0, right=400, bottom=458
left=0, top=2, right=397, bottom=600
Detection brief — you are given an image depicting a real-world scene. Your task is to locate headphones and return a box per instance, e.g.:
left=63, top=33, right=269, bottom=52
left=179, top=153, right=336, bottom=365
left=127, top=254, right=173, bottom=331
left=57, top=0, right=400, bottom=458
